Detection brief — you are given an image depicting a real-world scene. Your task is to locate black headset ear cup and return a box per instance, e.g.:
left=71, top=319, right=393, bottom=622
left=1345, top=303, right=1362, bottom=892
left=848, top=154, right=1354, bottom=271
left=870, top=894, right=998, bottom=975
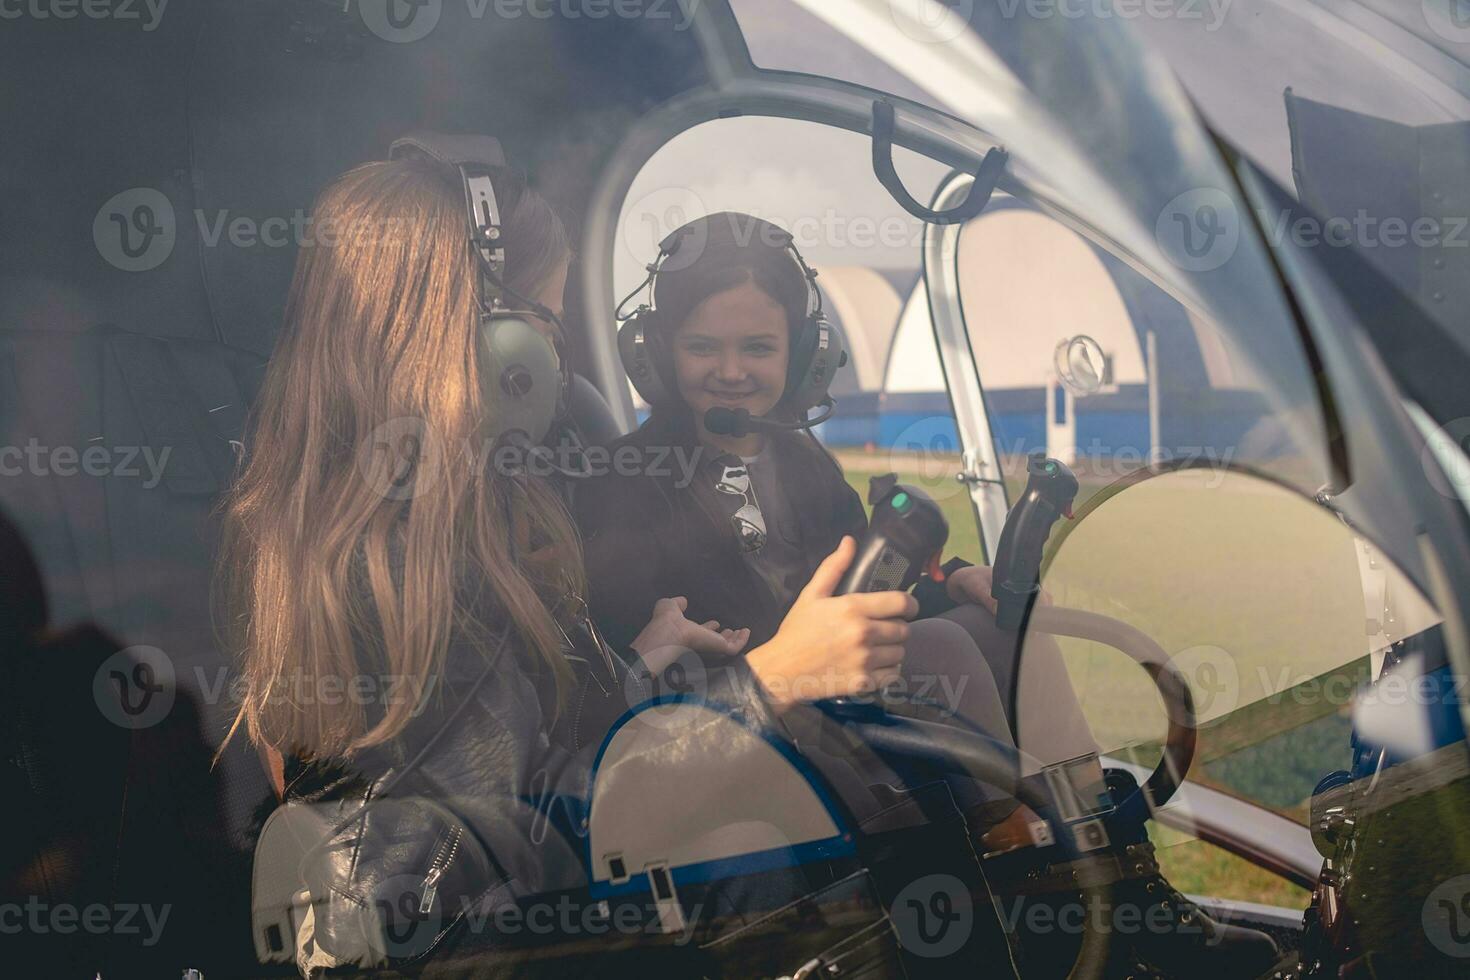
left=782, top=313, right=846, bottom=414
left=784, top=313, right=820, bottom=403
left=617, top=308, right=672, bottom=408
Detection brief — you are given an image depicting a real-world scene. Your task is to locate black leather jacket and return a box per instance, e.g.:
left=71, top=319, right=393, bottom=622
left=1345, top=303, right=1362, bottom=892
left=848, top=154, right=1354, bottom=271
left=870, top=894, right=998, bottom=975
left=279, top=582, right=785, bottom=974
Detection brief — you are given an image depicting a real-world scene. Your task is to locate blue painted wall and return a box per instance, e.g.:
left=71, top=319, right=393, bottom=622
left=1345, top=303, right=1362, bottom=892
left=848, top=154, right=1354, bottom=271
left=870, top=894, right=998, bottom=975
left=815, top=387, right=1274, bottom=460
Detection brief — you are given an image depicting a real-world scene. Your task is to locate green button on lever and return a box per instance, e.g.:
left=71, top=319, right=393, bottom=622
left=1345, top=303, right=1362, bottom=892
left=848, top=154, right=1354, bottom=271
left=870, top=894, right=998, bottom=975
left=891, top=491, right=911, bottom=512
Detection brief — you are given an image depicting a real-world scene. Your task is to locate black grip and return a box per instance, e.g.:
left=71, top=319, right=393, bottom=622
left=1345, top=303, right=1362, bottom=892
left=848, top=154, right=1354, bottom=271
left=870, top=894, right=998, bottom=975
left=836, top=479, right=947, bottom=596
left=991, top=455, right=1078, bottom=630
left=824, top=479, right=949, bottom=719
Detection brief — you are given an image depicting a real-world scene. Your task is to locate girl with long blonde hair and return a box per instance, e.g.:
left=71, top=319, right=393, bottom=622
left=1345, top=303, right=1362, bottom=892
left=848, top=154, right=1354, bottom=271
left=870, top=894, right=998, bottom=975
left=222, top=153, right=587, bottom=761
left=226, top=145, right=919, bottom=972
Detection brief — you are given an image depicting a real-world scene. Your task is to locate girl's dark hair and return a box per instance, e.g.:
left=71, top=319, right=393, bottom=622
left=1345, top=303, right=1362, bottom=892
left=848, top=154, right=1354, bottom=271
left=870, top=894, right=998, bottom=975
left=492, top=167, right=569, bottom=301
left=647, top=212, right=811, bottom=419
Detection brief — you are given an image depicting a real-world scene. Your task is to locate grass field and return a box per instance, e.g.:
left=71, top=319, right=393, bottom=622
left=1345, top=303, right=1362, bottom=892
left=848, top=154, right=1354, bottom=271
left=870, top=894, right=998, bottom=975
left=834, top=447, right=1358, bottom=910
left=1148, top=824, right=1309, bottom=907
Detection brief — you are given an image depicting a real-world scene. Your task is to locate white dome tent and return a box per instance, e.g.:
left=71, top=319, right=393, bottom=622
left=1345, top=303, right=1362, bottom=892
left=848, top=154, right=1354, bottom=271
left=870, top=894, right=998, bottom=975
left=813, top=266, right=903, bottom=396
left=952, top=205, right=1147, bottom=463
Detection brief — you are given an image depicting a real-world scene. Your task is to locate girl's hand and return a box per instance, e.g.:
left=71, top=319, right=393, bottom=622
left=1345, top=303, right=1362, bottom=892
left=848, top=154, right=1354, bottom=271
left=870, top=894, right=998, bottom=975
left=631, top=596, right=750, bottom=674
left=745, top=536, right=918, bottom=709
left=945, top=564, right=998, bottom=614
left=945, top=564, right=1051, bottom=614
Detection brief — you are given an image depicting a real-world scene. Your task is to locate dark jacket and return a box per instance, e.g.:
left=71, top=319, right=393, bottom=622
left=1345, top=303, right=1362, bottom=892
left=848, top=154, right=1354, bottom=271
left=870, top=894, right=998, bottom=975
left=270, top=504, right=785, bottom=975
left=575, top=414, right=870, bottom=652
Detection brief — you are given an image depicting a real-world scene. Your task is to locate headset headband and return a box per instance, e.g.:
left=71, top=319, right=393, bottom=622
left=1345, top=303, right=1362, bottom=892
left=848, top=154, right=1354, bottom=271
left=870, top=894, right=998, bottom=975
left=388, top=132, right=570, bottom=451
left=616, top=214, right=844, bottom=415
left=617, top=219, right=824, bottom=325
left=391, top=132, right=510, bottom=310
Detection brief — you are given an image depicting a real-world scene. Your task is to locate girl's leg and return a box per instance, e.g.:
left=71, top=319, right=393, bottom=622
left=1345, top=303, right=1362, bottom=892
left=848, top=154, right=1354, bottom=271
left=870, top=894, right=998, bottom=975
left=900, top=617, right=1014, bottom=745
left=897, top=618, right=1038, bottom=840
left=926, top=603, right=1099, bottom=772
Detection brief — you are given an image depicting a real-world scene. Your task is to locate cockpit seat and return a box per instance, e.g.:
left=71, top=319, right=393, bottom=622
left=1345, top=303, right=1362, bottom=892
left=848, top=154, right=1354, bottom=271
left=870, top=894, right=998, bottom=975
left=567, top=370, right=624, bottom=446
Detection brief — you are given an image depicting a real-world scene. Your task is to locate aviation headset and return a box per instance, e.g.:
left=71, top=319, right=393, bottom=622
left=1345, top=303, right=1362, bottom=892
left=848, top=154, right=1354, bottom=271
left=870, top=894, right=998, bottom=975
left=615, top=215, right=847, bottom=420
left=389, top=131, right=566, bottom=448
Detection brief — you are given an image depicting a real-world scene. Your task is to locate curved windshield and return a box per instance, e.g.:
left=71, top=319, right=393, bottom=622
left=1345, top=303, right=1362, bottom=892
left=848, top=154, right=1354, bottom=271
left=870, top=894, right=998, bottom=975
left=1133, top=0, right=1470, bottom=376
left=1016, top=464, right=1440, bottom=822
left=954, top=198, right=1328, bottom=518
left=778, top=0, right=1338, bottom=503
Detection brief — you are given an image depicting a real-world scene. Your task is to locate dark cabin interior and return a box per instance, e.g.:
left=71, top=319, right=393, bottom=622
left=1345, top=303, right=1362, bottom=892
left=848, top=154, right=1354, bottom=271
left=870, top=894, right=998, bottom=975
left=0, top=4, right=707, bottom=972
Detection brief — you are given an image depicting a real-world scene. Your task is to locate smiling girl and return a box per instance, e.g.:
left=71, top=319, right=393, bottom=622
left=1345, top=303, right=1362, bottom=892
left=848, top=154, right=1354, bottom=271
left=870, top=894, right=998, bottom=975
left=573, top=218, right=1283, bottom=975
left=575, top=212, right=1050, bottom=735
left=578, top=214, right=867, bottom=651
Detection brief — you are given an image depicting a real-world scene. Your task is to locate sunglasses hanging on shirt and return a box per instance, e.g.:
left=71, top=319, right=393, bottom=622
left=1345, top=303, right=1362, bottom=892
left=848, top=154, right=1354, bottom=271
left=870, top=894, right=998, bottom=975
left=713, top=461, right=767, bottom=554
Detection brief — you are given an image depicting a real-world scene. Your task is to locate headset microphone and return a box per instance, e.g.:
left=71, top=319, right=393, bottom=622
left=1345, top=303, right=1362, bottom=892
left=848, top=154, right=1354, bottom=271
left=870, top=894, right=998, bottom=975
left=703, top=398, right=837, bottom=438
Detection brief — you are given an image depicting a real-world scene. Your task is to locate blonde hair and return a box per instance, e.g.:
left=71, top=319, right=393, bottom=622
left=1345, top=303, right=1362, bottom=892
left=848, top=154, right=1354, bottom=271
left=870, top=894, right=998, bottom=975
left=220, top=157, right=582, bottom=759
